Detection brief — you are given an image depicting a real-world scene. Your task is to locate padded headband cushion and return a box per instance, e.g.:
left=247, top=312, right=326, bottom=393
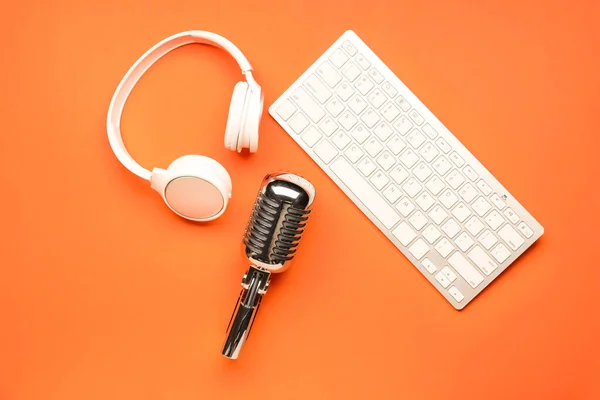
left=224, top=81, right=249, bottom=151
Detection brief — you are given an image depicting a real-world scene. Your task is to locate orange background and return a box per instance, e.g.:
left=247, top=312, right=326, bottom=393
left=1, top=0, right=599, bottom=399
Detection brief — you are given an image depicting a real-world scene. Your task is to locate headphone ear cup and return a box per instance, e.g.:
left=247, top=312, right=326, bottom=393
left=224, top=81, right=249, bottom=152
left=243, top=85, right=263, bottom=153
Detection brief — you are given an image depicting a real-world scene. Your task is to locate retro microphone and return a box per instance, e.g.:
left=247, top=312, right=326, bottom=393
left=221, top=172, right=315, bottom=359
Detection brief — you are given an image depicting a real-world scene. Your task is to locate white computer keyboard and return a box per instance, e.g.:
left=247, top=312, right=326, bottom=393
left=269, top=30, right=544, bottom=309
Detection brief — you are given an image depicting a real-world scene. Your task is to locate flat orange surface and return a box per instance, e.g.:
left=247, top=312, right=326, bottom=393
left=1, top=1, right=599, bottom=399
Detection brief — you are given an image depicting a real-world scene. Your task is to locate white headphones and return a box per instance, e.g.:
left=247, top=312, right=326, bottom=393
left=106, top=31, right=264, bottom=222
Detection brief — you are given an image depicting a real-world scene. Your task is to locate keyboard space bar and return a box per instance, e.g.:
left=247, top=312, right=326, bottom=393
left=330, top=157, right=401, bottom=229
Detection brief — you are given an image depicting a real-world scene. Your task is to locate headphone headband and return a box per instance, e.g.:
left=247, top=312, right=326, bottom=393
left=107, top=31, right=255, bottom=181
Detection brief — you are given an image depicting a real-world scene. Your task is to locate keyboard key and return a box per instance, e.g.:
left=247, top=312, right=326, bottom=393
left=485, top=210, right=505, bottom=230
left=396, top=197, right=415, bottom=217
left=330, top=157, right=401, bottom=229
left=465, top=216, right=485, bottom=236
left=361, top=108, right=380, bottom=128
left=386, top=136, right=406, bottom=155
left=382, top=81, right=398, bottom=98
left=326, top=97, right=345, bottom=117
left=329, top=48, right=349, bottom=68
left=341, top=40, right=357, bottom=55
left=449, top=151, right=465, bottom=167
left=448, top=286, right=464, bottom=302
left=432, top=156, right=452, bottom=176
left=292, top=87, right=326, bottom=123
left=472, top=197, right=492, bottom=216
left=395, top=95, right=411, bottom=111
left=316, top=61, right=342, bottom=87
left=344, top=144, right=364, bottom=163
left=503, top=208, right=520, bottom=224
left=348, top=95, right=368, bottom=114
left=409, top=211, right=428, bottom=230
left=275, top=99, right=297, bottom=121
left=458, top=183, right=478, bottom=203
left=421, top=258, right=437, bottom=274
left=367, top=89, right=387, bottom=108
left=393, top=115, right=413, bottom=135
left=517, top=222, right=534, bottom=238
left=422, top=224, right=442, bottom=244
left=300, top=126, right=322, bottom=147
left=368, top=68, right=384, bottom=83
left=455, top=232, right=474, bottom=252
left=314, top=140, right=338, bottom=163
left=435, top=138, right=452, bottom=153
left=406, top=130, right=426, bottom=148
left=374, top=122, right=394, bottom=141
left=440, top=189, right=459, bottom=209
left=435, top=238, right=454, bottom=258
left=365, top=138, right=383, bottom=157
left=370, top=170, right=389, bottom=190
left=355, top=75, right=375, bottom=95
left=390, top=165, right=410, bottom=184
left=425, top=176, right=445, bottom=195
left=402, top=178, right=422, bottom=198
left=435, top=271, right=451, bottom=288
left=336, top=81, right=355, bottom=101
left=448, top=252, right=484, bottom=288
left=478, top=229, right=498, bottom=250
left=409, top=238, right=429, bottom=260
left=441, top=266, right=458, bottom=282
left=445, top=170, right=466, bottom=189
left=357, top=157, right=376, bottom=176
left=491, top=243, right=511, bottom=263
left=392, top=221, right=416, bottom=246
left=339, top=111, right=358, bottom=130
left=441, top=218, right=461, bottom=238
left=376, top=151, right=396, bottom=171
left=468, top=246, right=498, bottom=276
left=422, top=123, right=438, bottom=139
left=350, top=124, right=370, bottom=143
left=355, top=53, right=371, bottom=70
left=304, top=74, right=332, bottom=104
left=451, top=202, right=472, bottom=222
left=417, top=192, right=436, bottom=214
left=490, top=193, right=507, bottom=210
left=429, top=205, right=448, bottom=224
left=414, top=162, right=432, bottom=182
left=419, top=142, right=439, bottom=162
left=288, top=113, right=310, bottom=133
left=463, top=165, right=479, bottom=181
left=381, top=103, right=401, bottom=122
left=318, top=117, right=338, bottom=136
left=477, top=180, right=493, bottom=196
left=399, top=149, right=419, bottom=168
left=498, top=224, right=525, bottom=250
left=408, top=109, right=425, bottom=125
left=383, top=184, right=402, bottom=203
left=342, top=62, right=361, bottom=82
left=332, top=131, right=351, bottom=150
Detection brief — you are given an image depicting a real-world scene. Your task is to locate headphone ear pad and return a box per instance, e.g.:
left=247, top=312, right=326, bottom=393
left=242, top=85, right=263, bottom=153
left=224, top=81, right=249, bottom=151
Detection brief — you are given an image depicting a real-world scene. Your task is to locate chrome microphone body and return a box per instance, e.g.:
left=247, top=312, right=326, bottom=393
left=222, top=173, right=315, bottom=359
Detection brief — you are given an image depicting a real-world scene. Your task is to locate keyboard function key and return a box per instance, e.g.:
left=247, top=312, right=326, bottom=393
left=448, top=286, right=464, bottom=302
left=396, top=197, right=416, bottom=217
left=339, top=110, right=358, bottom=131
left=386, top=136, right=406, bottom=155
left=316, top=61, right=342, bottom=87
left=368, top=67, right=385, bottom=84
left=304, top=74, right=332, bottom=104
left=300, top=126, right=322, bottom=147
left=485, top=210, right=505, bottom=230
left=382, top=81, right=398, bottom=98
left=342, top=62, right=361, bottom=82
left=355, top=75, right=375, bottom=95
left=357, top=157, right=376, bottom=176
left=503, top=208, right=520, bottom=224
left=408, top=109, right=425, bottom=125
left=348, top=95, right=368, bottom=114
left=435, top=238, right=455, bottom=258
left=292, top=87, right=326, bottom=123
left=477, top=180, right=493, bottom=196
left=448, top=252, right=484, bottom=288
left=451, top=202, right=472, bottom=223
left=350, top=124, right=370, bottom=143
left=422, top=224, right=442, bottom=244
left=367, top=89, right=387, bottom=109
left=422, top=123, right=438, bottom=139
left=325, top=97, right=345, bottom=117
left=428, top=204, right=448, bottom=225
left=472, top=196, right=492, bottom=216
left=332, top=131, right=351, bottom=150
left=478, top=229, right=498, bottom=250
left=490, top=193, right=507, bottom=210
left=393, top=115, right=413, bottom=135
left=376, top=151, right=396, bottom=171
left=365, top=138, right=384, bottom=157
left=491, top=243, right=511, bottom=263
left=465, top=216, right=485, bottom=236
left=318, top=117, right=338, bottom=136
left=381, top=103, right=401, bottom=122
left=392, top=221, right=417, bottom=246
left=441, top=218, right=461, bottom=238
left=341, top=40, right=357, bottom=55
left=344, top=144, right=364, bottom=163
left=374, top=122, right=394, bottom=141
left=355, top=53, right=371, bottom=70
left=458, top=183, right=478, bottom=203
left=425, top=175, right=445, bottom=195
left=395, top=95, right=411, bottom=111
left=435, top=271, right=451, bottom=288
left=383, top=184, right=402, bottom=203
left=406, top=129, right=427, bottom=148
left=455, top=231, right=475, bottom=252
left=370, top=170, right=390, bottom=190
left=335, top=81, right=355, bottom=101
left=432, top=156, right=452, bottom=176
left=402, top=177, right=422, bottom=198
left=390, top=165, right=410, bottom=184
left=414, top=162, right=433, bottom=182
left=449, top=151, right=465, bottom=167
left=314, top=140, right=338, bottom=164
left=288, top=113, right=310, bottom=133
left=517, top=222, right=534, bottom=238
left=463, top=165, right=479, bottom=181
left=468, top=246, right=498, bottom=275
left=360, top=107, right=381, bottom=128
left=419, top=142, right=440, bottom=162
left=421, top=258, right=437, bottom=274
left=409, top=238, right=430, bottom=260
left=399, top=148, right=419, bottom=168
left=440, top=189, right=459, bottom=209
left=329, top=48, right=349, bottom=68
left=275, top=99, right=297, bottom=121
left=435, top=137, right=452, bottom=153
left=498, top=224, right=525, bottom=250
